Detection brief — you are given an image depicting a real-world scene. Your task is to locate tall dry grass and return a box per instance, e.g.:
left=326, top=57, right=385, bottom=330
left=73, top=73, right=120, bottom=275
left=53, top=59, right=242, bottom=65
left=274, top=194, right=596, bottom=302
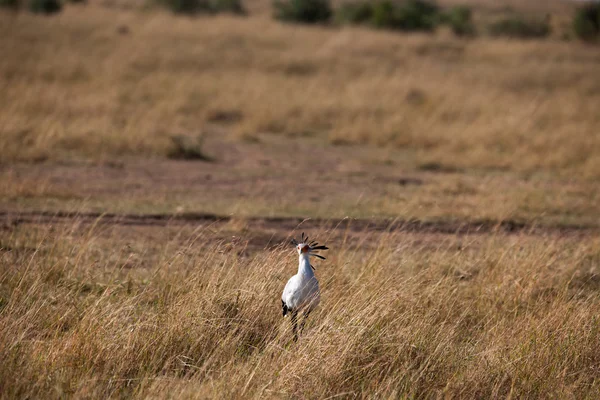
left=1, top=6, right=599, bottom=176
left=2, top=221, right=600, bottom=398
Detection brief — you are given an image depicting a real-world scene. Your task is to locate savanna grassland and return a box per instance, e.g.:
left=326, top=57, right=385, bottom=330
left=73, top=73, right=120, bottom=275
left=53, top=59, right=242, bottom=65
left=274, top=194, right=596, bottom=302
left=1, top=1, right=600, bottom=177
left=2, top=218, right=600, bottom=398
left=1, top=0, right=600, bottom=398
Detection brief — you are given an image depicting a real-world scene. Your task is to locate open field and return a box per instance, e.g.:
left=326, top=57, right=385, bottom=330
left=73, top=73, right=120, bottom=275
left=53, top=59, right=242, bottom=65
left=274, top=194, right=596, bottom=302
left=2, top=0, right=600, bottom=398
left=2, top=217, right=600, bottom=398
left=2, top=4, right=600, bottom=176
left=1, top=137, right=599, bottom=227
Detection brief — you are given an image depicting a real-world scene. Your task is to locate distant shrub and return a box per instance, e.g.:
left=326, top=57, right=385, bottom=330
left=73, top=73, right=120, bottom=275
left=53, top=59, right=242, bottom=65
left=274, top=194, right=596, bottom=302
left=161, top=0, right=211, bottom=14
left=488, top=15, right=550, bottom=39
left=28, top=0, right=62, bottom=13
left=0, top=0, right=20, bottom=10
left=160, top=0, right=244, bottom=15
left=370, top=0, right=439, bottom=32
left=370, top=0, right=396, bottom=28
left=442, top=5, right=475, bottom=37
left=335, top=1, right=373, bottom=25
left=273, top=0, right=332, bottom=24
left=395, top=0, right=439, bottom=31
left=211, top=0, right=245, bottom=14
left=573, top=3, right=600, bottom=42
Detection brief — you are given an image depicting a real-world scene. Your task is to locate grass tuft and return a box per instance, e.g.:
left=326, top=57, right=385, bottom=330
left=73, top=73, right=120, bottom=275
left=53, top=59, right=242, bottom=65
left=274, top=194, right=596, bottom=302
left=167, top=134, right=214, bottom=161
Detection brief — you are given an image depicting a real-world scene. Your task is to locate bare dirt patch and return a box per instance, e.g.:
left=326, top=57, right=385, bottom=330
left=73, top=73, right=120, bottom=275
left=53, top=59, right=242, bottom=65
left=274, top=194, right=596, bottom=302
left=3, top=135, right=595, bottom=270
left=1, top=134, right=599, bottom=228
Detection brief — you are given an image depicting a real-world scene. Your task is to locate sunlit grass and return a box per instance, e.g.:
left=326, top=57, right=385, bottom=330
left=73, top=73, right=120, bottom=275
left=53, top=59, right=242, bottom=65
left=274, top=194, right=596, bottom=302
left=1, top=6, right=599, bottom=177
left=1, top=221, right=600, bottom=398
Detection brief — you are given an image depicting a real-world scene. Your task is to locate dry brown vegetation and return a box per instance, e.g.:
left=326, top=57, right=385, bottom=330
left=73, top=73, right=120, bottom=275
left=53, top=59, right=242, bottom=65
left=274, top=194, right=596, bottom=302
left=1, top=139, right=599, bottom=226
left=2, top=1, right=600, bottom=398
left=1, top=221, right=600, bottom=398
left=1, top=3, right=599, bottom=176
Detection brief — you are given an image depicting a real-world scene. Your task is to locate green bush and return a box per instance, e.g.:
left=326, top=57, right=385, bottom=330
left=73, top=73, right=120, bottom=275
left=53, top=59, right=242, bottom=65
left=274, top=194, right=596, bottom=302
left=370, top=0, right=396, bottom=28
left=442, top=5, right=475, bottom=37
left=0, top=0, right=20, bottom=10
left=273, top=0, right=332, bottom=24
left=335, top=1, right=373, bottom=25
left=160, top=0, right=244, bottom=15
left=161, top=0, right=210, bottom=14
left=370, top=0, right=439, bottom=32
left=211, top=0, right=245, bottom=14
left=573, top=3, right=600, bottom=42
left=488, top=15, right=550, bottom=39
left=28, top=0, right=62, bottom=13
left=395, top=0, right=439, bottom=31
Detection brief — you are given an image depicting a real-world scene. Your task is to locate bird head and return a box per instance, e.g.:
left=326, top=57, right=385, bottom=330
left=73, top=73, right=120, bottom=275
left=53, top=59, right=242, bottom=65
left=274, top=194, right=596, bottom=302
left=291, top=232, right=329, bottom=259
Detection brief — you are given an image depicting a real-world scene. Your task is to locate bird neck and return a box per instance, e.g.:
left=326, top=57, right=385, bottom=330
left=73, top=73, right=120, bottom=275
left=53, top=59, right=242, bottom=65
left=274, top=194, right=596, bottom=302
left=298, top=254, right=314, bottom=278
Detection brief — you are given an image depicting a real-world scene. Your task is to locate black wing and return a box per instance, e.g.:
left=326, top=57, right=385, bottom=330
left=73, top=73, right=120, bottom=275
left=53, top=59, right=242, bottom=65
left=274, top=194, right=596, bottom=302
left=282, top=299, right=289, bottom=317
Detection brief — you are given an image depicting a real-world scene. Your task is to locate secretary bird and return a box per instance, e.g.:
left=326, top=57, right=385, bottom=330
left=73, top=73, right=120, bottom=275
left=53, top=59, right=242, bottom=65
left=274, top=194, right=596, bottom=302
left=281, top=232, right=328, bottom=342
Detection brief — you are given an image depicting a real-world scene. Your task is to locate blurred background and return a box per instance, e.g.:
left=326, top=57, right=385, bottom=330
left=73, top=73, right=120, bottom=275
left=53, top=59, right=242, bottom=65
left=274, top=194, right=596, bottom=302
left=1, top=0, right=599, bottom=225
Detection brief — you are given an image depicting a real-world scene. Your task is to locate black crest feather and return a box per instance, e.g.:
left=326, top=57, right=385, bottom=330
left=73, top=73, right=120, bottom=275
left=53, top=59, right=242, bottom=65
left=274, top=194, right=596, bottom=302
left=291, top=233, right=329, bottom=262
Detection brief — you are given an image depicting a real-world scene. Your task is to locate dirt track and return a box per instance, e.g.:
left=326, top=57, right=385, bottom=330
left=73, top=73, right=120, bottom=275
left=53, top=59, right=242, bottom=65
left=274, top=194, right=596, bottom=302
left=2, top=210, right=597, bottom=237
left=2, top=134, right=599, bottom=231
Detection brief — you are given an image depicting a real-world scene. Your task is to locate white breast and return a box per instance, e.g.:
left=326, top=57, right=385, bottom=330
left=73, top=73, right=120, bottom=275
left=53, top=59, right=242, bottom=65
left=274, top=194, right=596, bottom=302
left=282, top=274, right=320, bottom=312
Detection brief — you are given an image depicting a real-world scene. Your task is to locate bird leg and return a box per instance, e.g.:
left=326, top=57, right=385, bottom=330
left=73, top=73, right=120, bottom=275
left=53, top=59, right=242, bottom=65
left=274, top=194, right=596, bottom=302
left=300, top=309, right=311, bottom=335
left=291, top=310, right=299, bottom=342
